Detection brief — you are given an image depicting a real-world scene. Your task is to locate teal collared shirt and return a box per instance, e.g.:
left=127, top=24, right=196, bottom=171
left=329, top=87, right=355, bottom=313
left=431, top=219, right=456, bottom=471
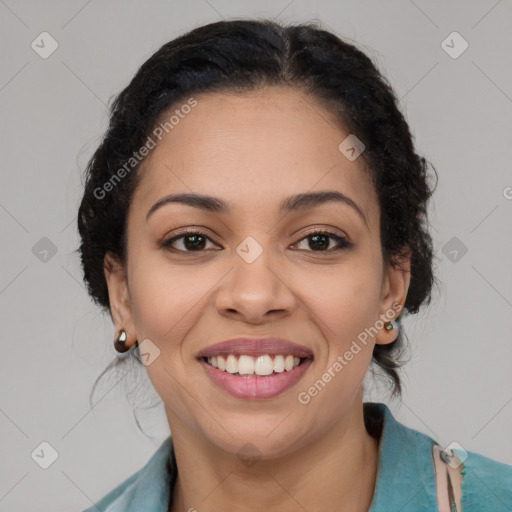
left=83, top=403, right=512, bottom=511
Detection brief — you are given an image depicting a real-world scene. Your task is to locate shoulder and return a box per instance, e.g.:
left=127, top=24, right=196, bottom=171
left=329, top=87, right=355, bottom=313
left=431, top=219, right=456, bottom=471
left=81, top=436, right=175, bottom=512
left=458, top=447, right=512, bottom=510
left=81, top=470, right=141, bottom=512
left=364, top=402, right=512, bottom=511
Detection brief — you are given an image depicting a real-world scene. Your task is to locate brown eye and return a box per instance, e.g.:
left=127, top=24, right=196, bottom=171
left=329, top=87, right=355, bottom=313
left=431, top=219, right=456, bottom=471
left=293, top=230, right=354, bottom=252
left=160, top=230, right=219, bottom=252
left=159, top=228, right=354, bottom=254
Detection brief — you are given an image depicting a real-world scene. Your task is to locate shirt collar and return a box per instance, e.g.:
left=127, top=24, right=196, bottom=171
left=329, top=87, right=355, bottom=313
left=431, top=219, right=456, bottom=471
left=365, top=402, right=438, bottom=511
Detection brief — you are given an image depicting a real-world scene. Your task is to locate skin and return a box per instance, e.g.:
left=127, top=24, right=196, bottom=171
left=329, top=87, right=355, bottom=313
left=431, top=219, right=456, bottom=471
left=104, top=85, right=411, bottom=512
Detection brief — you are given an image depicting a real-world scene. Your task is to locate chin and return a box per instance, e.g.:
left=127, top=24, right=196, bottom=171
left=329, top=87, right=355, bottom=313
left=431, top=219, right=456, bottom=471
left=203, top=420, right=311, bottom=462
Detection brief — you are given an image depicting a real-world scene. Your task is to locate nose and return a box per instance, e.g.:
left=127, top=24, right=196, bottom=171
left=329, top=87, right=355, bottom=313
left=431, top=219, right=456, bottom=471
left=214, top=241, right=297, bottom=325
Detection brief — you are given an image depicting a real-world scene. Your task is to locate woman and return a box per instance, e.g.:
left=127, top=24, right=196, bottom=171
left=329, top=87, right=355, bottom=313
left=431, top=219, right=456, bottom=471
left=77, top=18, right=512, bottom=512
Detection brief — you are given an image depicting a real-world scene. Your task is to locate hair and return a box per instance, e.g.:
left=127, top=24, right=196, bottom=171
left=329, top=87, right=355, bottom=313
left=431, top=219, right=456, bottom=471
left=77, top=17, right=438, bottom=424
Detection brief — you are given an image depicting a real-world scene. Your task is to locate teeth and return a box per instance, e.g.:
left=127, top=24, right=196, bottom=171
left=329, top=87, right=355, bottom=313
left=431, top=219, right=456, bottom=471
left=273, top=355, right=285, bottom=373
left=225, top=354, right=238, bottom=374
left=255, top=355, right=273, bottom=376
left=206, top=354, right=303, bottom=376
left=238, top=355, right=255, bottom=375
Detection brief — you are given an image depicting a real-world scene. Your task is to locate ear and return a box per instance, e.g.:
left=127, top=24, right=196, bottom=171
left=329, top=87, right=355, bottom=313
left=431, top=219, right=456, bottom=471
left=374, top=249, right=411, bottom=345
left=104, top=251, right=137, bottom=349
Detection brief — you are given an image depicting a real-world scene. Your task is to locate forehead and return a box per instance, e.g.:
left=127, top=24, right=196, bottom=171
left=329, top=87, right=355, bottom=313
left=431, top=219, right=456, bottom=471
left=131, top=86, right=378, bottom=227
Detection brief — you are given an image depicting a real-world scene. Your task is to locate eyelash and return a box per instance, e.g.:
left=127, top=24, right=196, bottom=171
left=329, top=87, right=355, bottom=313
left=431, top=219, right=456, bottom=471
left=159, top=228, right=354, bottom=254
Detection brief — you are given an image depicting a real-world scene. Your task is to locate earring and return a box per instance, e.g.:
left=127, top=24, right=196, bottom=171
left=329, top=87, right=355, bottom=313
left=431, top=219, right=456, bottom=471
left=384, top=319, right=399, bottom=331
left=114, top=329, right=130, bottom=353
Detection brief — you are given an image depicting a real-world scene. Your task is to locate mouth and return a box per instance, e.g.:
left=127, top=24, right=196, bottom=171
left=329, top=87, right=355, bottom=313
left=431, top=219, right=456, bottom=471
left=199, top=354, right=314, bottom=377
left=196, top=337, right=314, bottom=399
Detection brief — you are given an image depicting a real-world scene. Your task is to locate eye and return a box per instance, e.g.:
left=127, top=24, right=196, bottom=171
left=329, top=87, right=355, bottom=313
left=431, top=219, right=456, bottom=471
left=292, top=230, right=354, bottom=253
left=159, top=229, right=220, bottom=253
left=159, top=228, right=354, bottom=254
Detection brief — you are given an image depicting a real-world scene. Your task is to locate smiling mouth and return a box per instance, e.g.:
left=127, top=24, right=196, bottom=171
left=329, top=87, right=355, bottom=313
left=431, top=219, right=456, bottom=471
left=200, top=354, right=314, bottom=377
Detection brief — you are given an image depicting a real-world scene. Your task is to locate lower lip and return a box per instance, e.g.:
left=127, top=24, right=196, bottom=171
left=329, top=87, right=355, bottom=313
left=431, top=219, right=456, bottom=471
left=199, top=358, right=313, bottom=399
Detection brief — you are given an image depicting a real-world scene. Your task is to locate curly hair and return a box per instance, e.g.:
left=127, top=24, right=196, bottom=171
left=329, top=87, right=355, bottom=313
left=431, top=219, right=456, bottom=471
left=77, top=18, right=437, bottom=409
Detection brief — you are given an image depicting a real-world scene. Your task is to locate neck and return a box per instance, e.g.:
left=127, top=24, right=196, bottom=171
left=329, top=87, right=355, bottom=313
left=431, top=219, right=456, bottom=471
left=168, top=395, right=379, bottom=512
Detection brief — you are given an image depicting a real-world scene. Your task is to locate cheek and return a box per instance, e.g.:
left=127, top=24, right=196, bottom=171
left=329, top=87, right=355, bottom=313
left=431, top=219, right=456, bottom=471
left=126, top=255, right=213, bottom=425
left=126, top=249, right=224, bottom=386
left=128, top=250, right=213, bottom=342
left=294, top=250, right=382, bottom=406
left=297, top=253, right=383, bottom=345
left=296, top=275, right=379, bottom=423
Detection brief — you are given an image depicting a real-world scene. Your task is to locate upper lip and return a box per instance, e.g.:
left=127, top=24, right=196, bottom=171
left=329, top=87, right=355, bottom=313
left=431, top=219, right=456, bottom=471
left=197, top=338, right=314, bottom=359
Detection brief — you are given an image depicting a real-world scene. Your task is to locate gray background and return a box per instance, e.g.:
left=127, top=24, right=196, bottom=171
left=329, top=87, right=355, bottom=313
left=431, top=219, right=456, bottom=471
left=1, top=1, right=511, bottom=510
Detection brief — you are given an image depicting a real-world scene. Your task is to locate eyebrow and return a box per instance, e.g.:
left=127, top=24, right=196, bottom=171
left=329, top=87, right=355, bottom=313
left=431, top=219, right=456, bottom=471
left=145, top=190, right=369, bottom=228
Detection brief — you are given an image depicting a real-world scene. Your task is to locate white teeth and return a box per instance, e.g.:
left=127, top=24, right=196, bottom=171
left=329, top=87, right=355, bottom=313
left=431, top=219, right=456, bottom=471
left=238, top=355, right=255, bottom=375
left=273, top=355, right=285, bottom=373
left=225, top=354, right=238, bottom=374
left=255, top=355, right=273, bottom=376
left=206, top=354, right=304, bottom=376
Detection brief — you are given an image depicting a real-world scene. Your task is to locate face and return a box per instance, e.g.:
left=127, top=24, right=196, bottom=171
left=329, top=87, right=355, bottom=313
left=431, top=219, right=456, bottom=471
left=104, top=85, right=410, bottom=459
